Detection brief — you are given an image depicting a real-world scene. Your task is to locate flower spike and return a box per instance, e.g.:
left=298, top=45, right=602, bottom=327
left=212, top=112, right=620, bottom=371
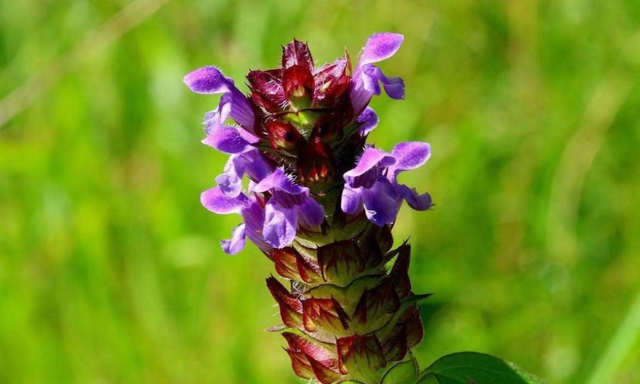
left=185, top=32, right=433, bottom=383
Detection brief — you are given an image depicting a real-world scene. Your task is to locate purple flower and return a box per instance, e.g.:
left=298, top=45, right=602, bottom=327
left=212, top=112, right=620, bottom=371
left=203, top=147, right=277, bottom=253
left=216, top=147, right=274, bottom=198
left=205, top=166, right=324, bottom=253
left=350, top=33, right=405, bottom=116
left=183, top=66, right=260, bottom=154
left=200, top=187, right=272, bottom=255
left=253, top=168, right=325, bottom=249
left=341, top=142, right=432, bottom=226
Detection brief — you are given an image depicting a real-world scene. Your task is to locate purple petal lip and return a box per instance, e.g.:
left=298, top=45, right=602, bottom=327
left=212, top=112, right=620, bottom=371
left=202, top=126, right=252, bottom=154
left=390, top=141, right=431, bottom=179
left=184, top=66, right=232, bottom=94
left=201, top=187, right=249, bottom=214
left=253, top=168, right=308, bottom=196
left=397, top=184, right=432, bottom=211
left=185, top=66, right=256, bottom=134
left=221, top=223, right=246, bottom=254
left=228, top=148, right=274, bottom=186
left=344, top=147, right=396, bottom=178
left=201, top=184, right=274, bottom=255
left=361, top=177, right=400, bottom=226
left=359, top=33, right=404, bottom=65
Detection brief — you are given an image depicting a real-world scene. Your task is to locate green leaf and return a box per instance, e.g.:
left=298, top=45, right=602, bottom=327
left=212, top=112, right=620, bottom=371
left=418, top=352, right=547, bottom=384
left=381, top=357, right=419, bottom=384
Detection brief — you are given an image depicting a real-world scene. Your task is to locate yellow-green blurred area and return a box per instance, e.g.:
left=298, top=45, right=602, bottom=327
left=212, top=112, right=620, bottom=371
left=1, top=0, right=640, bottom=383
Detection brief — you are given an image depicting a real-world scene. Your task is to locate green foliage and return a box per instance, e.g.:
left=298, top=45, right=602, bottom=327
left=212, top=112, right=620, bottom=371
left=418, top=353, right=546, bottom=384
left=328, top=352, right=546, bottom=384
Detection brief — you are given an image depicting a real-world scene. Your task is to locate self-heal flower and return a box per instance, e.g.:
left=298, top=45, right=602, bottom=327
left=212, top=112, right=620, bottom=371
left=342, top=142, right=433, bottom=226
left=350, top=33, right=405, bottom=116
left=204, top=163, right=323, bottom=252
left=200, top=187, right=272, bottom=255
left=184, top=66, right=260, bottom=153
left=185, top=32, right=432, bottom=384
left=253, top=168, right=324, bottom=248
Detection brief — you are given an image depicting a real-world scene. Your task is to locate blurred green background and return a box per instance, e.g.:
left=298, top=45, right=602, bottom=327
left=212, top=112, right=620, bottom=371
left=1, top=0, right=639, bottom=383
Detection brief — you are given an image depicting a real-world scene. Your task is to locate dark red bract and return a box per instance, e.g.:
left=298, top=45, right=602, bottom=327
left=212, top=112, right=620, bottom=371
left=246, top=40, right=356, bottom=190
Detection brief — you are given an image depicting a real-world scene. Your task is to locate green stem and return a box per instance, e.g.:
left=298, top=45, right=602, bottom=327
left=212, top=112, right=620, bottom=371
left=586, top=289, right=640, bottom=384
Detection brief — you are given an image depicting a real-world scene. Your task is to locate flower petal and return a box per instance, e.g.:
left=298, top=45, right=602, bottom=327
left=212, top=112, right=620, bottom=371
left=361, top=178, right=400, bottom=226
left=263, top=201, right=298, bottom=248
left=397, top=184, right=433, bottom=211
left=361, top=68, right=381, bottom=95
left=228, top=88, right=256, bottom=131
left=389, top=141, right=431, bottom=180
left=221, top=223, right=246, bottom=254
left=253, top=168, right=308, bottom=195
left=360, top=33, right=404, bottom=66
left=215, top=169, right=242, bottom=197
left=341, top=185, right=363, bottom=215
left=184, top=66, right=232, bottom=94
left=200, top=187, right=248, bottom=214
left=215, top=153, right=249, bottom=197
left=357, top=107, right=379, bottom=136
left=363, top=66, right=405, bottom=99
left=184, top=66, right=255, bottom=132
left=241, top=202, right=273, bottom=252
left=216, top=149, right=273, bottom=198
left=350, top=83, right=372, bottom=116
left=350, top=65, right=404, bottom=116
left=344, top=147, right=396, bottom=179
left=298, top=197, right=325, bottom=227
left=242, top=149, right=274, bottom=182
left=203, top=101, right=230, bottom=134
left=238, top=128, right=260, bottom=144
left=350, top=33, right=404, bottom=114
left=202, top=126, right=252, bottom=154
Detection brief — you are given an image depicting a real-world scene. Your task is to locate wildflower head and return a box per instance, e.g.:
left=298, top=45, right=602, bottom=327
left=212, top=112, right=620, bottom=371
left=184, top=32, right=427, bottom=254
left=186, top=32, right=433, bottom=384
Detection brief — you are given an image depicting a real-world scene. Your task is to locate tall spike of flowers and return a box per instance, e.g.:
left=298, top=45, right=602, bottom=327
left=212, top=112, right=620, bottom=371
left=185, top=33, right=433, bottom=383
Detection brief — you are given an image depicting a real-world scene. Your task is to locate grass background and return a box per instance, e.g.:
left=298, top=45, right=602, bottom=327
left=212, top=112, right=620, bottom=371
left=1, top=0, right=640, bottom=383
